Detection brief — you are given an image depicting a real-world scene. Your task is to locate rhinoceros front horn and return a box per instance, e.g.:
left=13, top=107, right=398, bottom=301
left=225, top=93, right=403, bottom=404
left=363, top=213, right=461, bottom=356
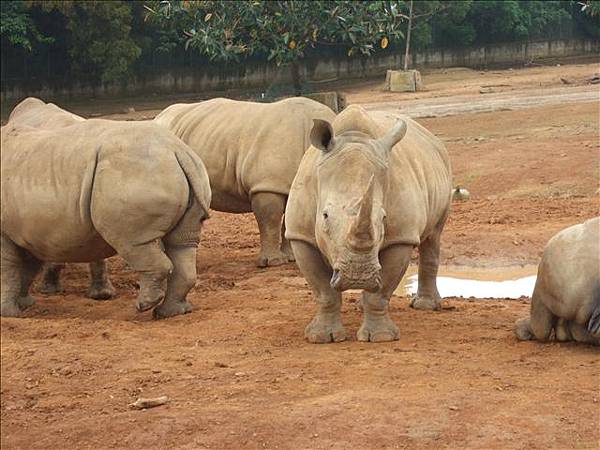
left=348, top=176, right=375, bottom=251
left=379, top=119, right=407, bottom=152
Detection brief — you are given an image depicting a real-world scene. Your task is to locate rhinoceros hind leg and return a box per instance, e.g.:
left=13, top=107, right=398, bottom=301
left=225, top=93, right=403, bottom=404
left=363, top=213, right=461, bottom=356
left=86, top=260, right=116, bottom=300
left=514, top=317, right=533, bottom=340
left=411, top=217, right=445, bottom=311
left=252, top=192, right=289, bottom=267
left=153, top=199, right=206, bottom=319
left=528, top=289, right=555, bottom=341
left=37, top=263, right=65, bottom=294
left=117, top=241, right=172, bottom=312
left=358, top=245, right=412, bottom=342
left=291, top=240, right=346, bottom=343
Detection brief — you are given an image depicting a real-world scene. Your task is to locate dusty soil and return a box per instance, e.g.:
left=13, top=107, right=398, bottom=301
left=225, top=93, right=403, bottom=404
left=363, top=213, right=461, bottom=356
left=1, top=63, right=599, bottom=449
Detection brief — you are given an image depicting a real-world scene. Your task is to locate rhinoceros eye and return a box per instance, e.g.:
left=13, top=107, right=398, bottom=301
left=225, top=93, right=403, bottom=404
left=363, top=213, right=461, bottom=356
left=322, top=212, right=329, bottom=220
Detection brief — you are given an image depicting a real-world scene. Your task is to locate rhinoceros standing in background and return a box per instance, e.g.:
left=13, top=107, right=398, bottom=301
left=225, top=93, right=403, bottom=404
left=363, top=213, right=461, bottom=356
left=285, top=105, right=452, bottom=343
left=154, top=97, right=335, bottom=267
left=515, top=217, right=600, bottom=345
left=1, top=98, right=211, bottom=319
left=6, top=97, right=116, bottom=300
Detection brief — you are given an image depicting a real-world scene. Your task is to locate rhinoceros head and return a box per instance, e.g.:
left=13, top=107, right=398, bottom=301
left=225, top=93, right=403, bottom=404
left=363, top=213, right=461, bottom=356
left=309, top=115, right=407, bottom=292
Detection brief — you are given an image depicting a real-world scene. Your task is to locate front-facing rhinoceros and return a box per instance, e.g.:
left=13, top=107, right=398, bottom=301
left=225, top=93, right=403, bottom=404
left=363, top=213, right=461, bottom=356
left=515, top=217, right=600, bottom=345
left=1, top=98, right=211, bottom=319
left=5, top=97, right=116, bottom=300
left=285, top=105, right=452, bottom=343
left=154, top=97, right=335, bottom=267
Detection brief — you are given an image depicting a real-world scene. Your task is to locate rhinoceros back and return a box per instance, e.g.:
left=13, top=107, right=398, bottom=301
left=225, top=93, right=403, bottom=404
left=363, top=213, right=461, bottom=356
left=155, top=97, right=335, bottom=212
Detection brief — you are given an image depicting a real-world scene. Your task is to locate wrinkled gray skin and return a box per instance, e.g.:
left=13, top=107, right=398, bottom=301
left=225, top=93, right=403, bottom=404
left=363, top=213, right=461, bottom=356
left=5, top=98, right=116, bottom=300
left=515, top=217, right=600, bottom=345
left=154, top=97, right=335, bottom=268
left=1, top=98, right=211, bottom=319
left=285, top=106, right=452, bottom=343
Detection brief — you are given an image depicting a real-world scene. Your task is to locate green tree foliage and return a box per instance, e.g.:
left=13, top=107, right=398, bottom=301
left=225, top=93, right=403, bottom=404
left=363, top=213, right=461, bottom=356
left=0, top=1, right=51, bottom=51
left=147, top=1, right=406, bottom=65
left=0, top=1, right=598, bottom=87
left=37, top=1, right=142, bottom=83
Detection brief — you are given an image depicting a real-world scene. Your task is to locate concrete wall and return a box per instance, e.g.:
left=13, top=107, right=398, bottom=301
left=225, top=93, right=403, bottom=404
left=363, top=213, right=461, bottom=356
left=2, top=38, right=598, bottom=103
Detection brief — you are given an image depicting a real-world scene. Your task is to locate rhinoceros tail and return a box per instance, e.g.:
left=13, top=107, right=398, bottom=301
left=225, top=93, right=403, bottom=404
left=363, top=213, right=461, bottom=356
left=587, top=284, right=600, bottom=337
left=174, top=147, right=211, bottom=220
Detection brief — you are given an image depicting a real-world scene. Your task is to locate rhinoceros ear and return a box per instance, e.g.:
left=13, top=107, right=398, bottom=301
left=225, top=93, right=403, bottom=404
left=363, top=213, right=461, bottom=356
left=379, top=119, right=407, bottom=152
left=310, top=119, right=335, bottom=153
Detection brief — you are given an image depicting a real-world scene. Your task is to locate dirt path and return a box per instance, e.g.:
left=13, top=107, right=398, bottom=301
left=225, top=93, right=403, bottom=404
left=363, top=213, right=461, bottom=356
left=1, top=63, right=599, bottom=449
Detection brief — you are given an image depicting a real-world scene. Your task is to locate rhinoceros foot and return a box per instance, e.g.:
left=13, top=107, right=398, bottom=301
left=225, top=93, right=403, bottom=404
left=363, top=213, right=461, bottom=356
left=256, top=252, right=289, bottom=268
left=152, top=299, right=193, bottom=320
left=37, top=280, right=63, bottom=295
left=1, top=301, right=23, bottom=318
left=410, top=294, right=442, bottom=311
left=17, top=295, right=36, bottom=310
left=87, top=281, right=116, bottom=300
left=357, top=316, right=400, bottom=342
left=305, top=314, right=346, bottom=343
left=514, top=317, right=533, bottom=341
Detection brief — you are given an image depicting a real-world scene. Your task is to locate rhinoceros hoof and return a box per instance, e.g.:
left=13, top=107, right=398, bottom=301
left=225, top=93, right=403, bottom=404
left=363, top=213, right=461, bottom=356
left=410, top=295, right=442, bottom=311
left=514, top=318, right=533, bottom=341
left=305, top=316, right=346, bottom=343
left=17, top=295, right=36, bottom=310
left=1, top=301, right=23, bottom=318
left=87, top=283, right=116, bottom=301
left=37, top=281, right=63, bottom=295
left=357, top=318, right=400, bottom=342
left=256, top=253, right=288, bottom=268
left=152, top=299, right=193, bottom=320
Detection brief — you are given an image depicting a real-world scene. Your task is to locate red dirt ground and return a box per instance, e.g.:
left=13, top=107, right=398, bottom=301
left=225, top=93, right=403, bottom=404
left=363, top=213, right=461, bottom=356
left=1, top=63, right=599, bottom=450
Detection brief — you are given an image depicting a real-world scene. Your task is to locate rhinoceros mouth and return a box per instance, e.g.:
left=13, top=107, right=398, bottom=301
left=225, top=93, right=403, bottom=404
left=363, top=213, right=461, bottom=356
left=330, top=252, right=382, bottom=292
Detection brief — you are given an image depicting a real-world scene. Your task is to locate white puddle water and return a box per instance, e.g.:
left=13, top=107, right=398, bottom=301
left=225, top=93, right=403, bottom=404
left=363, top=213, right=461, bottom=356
left=394, top=265, right=538, bottom=299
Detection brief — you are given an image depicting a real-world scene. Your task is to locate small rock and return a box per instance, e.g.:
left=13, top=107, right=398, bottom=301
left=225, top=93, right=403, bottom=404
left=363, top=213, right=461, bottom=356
left=560, top=77, right=573, bottom=85
left=452, top=187, right=470, bottom=201
left=215, top=362, right=229, bottom=368
left=449, top=406, right=459, bottom=411
left=130, top=395, right=169, bottom=410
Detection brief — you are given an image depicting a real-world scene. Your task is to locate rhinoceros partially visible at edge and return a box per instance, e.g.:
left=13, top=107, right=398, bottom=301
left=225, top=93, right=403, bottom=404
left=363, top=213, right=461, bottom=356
left=154, top=97, right=335, bottom=267
left=1, top=98, right=211, bottom=319
left=6, top=98, right=117, bottom=300
left=285, top=105, right=452, bottom=343
left=515, top=217, right=600, bottom=345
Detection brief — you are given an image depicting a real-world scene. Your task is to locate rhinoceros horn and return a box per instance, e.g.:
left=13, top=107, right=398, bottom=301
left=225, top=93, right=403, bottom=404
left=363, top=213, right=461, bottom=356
left=348, top=176, right=375, bottom=251
left=379, top=119, right=407, bottom=152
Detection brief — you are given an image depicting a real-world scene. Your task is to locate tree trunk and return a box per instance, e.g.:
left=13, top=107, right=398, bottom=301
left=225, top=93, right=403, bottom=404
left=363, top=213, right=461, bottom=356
left=291, top=61, right=302, bottom=96
left=403, top=0, right=414, bottom=71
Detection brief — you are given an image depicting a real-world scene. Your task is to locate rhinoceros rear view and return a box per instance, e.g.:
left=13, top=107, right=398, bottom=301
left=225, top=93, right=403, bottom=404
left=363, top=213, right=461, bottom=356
left=515, top=217, right=600, bottom=345
left=1, top=98, right=211, bottom=319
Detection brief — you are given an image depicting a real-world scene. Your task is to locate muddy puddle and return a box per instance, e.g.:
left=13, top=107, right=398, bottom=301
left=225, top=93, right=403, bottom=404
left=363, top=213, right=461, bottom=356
left=395, top=265, right=538, bottom=299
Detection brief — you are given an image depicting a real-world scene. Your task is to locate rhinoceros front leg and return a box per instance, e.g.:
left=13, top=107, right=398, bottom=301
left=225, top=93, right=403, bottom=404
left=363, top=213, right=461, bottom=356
left=251, top=192, right=290, bottom=267
left=358, top=245, right=412, bottom=342
left=291, top=240, right=345, bottom=343
left=411, top=219, right=446, bottom=311
left=86, top=260, right=116, bottom=300
left=37, top=263, right=66, bottom=294
left=280, top=219, right=295, bottom=263
left=1, top=234, right=41, bottom=317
